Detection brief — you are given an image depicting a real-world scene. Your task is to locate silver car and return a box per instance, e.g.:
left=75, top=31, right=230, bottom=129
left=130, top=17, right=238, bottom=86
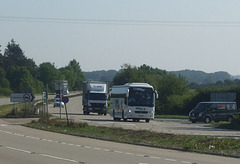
left=53, top=98, right=64, bottom=108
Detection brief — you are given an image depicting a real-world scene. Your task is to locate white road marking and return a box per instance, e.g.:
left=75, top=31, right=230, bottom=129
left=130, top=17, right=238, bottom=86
left=181, top=161, right=192, bottom=164
left=125, top=152, right=134, bottom=155
left=94, top=147, right=101, bottom=150
left=6, top=146, right=32, bottom=154
left=150, top=156, right=160, bottom=159
left=165, top=158, right=177, bottom=162
left=13, top=133, right=24, bottom=137
left=0, top=129, right=196, bottom=164
left=136, top=154, right=145, bottom=157
left=40, top=154, right=78, bottom=163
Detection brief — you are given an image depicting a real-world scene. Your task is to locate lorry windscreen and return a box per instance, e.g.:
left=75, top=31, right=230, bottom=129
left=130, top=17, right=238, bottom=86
left=128, top=87, right=154, bottom=107
left=89, top=93, right=107, bottom=100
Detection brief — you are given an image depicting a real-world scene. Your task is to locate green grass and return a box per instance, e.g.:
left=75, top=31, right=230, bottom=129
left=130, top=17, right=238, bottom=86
left=25, top=118, right=240, bottom=158
left=0, top=102, right=39, bottom=118
left=211, top=119, right=240, bottom=130
left=0, top=104, right=13, bottom=117
left=155, top=115, right=188, bottom=119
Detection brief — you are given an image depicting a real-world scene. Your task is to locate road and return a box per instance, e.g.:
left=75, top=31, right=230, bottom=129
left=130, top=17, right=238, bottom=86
left=49, top=96, right=240, bottom=139
left=1, top=95, right=240, bottom=163
left=1, top=118, right=240, bottom=164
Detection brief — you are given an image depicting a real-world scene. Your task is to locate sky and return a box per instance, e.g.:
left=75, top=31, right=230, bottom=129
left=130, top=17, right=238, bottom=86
left=1, top=0, right=240, bottom=75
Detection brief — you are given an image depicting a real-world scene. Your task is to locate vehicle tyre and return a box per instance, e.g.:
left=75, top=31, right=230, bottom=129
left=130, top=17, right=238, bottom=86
left=123, top=118, right=127, bottom=122
left=191, top=120, right=196, bottom=123
left=145, top=119, right=150, bottom=123
left=227, top=116, right=233, bottom=122
left=204, top=116, right=211, bottom=123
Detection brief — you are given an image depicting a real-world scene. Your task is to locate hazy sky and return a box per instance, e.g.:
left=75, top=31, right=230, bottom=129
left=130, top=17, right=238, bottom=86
left=1, top=0, right=240, bottom=75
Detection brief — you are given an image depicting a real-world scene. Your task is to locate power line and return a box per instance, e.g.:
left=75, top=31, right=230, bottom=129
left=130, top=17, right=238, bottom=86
left=1, top=16, right=240, bottom=26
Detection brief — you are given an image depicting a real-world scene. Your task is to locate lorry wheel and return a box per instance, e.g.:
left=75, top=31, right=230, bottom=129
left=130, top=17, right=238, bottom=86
left=204, top=117, right=211, bottom=123
left=145, top=119, right=150, bottom=123
left=104, top=113, right=107, bottom=116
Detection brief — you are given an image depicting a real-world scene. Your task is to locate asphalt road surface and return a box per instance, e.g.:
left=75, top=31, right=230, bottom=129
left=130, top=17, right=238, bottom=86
left=49, top=96, right=240, bottom=139
left=1, top=95, right=240, bottom=164
left=1, top=118, right=240, bottom=164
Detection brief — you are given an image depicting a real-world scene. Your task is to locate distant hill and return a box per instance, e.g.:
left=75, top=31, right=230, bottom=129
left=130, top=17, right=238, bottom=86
left=171, top=69, right=234, bottom=84
left=83, top=69, right=239, bottom=84
left=83, top=70, right=118, bottom=82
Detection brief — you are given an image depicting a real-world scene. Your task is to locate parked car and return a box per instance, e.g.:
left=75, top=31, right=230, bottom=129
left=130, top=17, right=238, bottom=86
left=53, top=98, right=64, bottom=108
left=189, top=102, right=237, bottom=123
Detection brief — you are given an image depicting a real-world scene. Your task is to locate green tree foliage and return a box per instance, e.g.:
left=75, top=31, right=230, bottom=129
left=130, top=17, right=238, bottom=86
left=60, top=59, right=85, bottom=90
left=0, top=40, right=43, bottom=94
left=7, top=66, right=43, bottom=93
left=112, top=64, right=190, bottom=115
left=2, top=40, right=37, bottom=76
left=0, top=40, right=86, bottom=94
left=0, top=66, right=12, bottom=95
left=37, top=62, right=63, bottom=92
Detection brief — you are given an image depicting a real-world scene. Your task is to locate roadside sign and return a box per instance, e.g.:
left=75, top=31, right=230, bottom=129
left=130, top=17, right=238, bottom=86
left=43, top=92, right=47, bottom=104
left=10, top=93, right=35, bottom=102
left=62, top=97, right=69, bottom=104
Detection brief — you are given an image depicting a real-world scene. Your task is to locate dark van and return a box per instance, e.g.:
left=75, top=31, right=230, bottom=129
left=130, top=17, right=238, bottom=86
left=189, top=102, right=237, bottom=123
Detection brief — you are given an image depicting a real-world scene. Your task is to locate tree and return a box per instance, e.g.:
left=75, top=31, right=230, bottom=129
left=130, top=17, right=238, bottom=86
left=112, top=64, right=190, bottom=115
left=2, top=39, right=37, bottom=75
left=37, top=62, right=63, bottom=92
left=60, top=59, right=85, bottom=90
left=7, top=66, right=43, bottom=93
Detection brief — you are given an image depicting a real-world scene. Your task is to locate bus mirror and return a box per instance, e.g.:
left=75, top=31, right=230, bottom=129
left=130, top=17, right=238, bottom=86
left=126, top=89, right=129, bottom=98
left=155, top=90, right=158, bottom=99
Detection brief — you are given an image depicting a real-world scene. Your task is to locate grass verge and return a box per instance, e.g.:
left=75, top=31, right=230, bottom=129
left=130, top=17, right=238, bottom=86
left=155, top=115, right=188, bottom=119
left=25, top=118, right=240, bottom=158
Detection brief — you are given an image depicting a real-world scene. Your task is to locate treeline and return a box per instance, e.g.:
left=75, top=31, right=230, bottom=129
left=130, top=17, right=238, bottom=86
left=0, top=40, right=85, bottom=95
left=112, top=64, right=240, bottom=115
left=1, top=40, right=240, bottom=115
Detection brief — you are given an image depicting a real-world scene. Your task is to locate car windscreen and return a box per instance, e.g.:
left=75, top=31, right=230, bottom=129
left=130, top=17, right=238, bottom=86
left=195, top=103, right=211, bottom=111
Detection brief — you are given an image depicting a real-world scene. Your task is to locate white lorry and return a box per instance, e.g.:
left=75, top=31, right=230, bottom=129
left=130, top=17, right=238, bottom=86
left=82, top=81, right=108, bottom=115
left=110, top=83, right=158, bottom=122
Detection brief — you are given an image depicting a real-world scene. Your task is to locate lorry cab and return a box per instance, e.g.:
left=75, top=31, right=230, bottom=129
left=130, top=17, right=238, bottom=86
left=82, top=81, right=108, bottom=115
left=189, top=102, right=237, bottom=123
